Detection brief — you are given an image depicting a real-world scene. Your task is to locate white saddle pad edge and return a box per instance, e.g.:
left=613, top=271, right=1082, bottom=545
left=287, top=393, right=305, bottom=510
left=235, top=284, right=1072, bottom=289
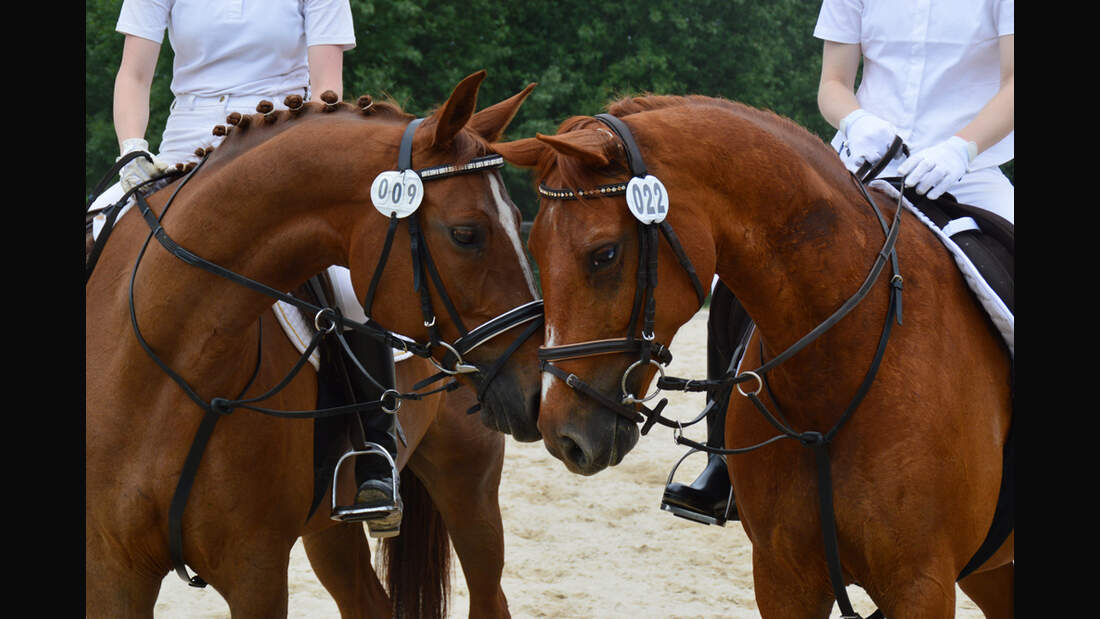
left=868, top=180, right=1014, bottom=358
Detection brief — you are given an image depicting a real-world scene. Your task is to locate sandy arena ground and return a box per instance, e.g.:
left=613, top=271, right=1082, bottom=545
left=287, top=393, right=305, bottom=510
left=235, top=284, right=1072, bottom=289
left=153, top=309, right=987, bottom=618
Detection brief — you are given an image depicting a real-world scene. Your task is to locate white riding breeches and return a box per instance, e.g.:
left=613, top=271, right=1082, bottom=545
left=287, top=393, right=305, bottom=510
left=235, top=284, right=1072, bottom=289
left=88, top=89, right=308, bottom=216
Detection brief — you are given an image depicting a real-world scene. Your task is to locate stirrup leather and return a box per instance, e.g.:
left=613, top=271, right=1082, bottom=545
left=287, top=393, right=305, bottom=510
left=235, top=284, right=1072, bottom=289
left=329, top=444, right=403, bottom=536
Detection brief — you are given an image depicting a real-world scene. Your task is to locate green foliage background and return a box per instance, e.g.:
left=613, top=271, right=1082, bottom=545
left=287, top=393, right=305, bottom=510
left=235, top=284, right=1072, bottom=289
left=85, top=0, right=1011, bottom=219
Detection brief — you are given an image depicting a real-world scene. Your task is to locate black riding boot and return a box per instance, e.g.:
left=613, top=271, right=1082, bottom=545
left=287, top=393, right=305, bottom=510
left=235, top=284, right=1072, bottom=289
left=343, top=329, right=404, bottom=538
left=661, top=282, right=751, bottom=525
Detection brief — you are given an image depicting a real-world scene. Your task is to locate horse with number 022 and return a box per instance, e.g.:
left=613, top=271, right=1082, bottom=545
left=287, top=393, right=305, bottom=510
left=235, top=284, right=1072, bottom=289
left=492, top=94, right=1013, bottom=618
left=86, top=70, right=542, bottom=618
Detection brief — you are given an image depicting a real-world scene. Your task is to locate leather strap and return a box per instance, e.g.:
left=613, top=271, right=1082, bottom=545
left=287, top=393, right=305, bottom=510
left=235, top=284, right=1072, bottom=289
left=397, top=118, right=424, bottom=171
left=115, top=118, right=543, bottom=588
left=595, top=113, right=647, bottom=178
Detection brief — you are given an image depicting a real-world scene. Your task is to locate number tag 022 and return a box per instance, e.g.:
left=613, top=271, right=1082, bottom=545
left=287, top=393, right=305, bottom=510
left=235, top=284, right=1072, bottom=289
left=625, top=175, right=669, bottom=224
left=370, top=170, right=424, bottom=218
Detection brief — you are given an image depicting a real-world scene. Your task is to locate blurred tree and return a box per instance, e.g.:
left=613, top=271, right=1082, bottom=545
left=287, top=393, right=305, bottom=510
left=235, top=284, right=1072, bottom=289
left=85, top=0, right=1010, bottom=215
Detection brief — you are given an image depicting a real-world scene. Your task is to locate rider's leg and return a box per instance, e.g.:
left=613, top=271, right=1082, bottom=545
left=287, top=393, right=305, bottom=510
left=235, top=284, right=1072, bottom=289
left=661, top=281, right=751, bottom=524
left=326, top=265, right=403, bottom=536
left=345, top=326, right=404, bottom=537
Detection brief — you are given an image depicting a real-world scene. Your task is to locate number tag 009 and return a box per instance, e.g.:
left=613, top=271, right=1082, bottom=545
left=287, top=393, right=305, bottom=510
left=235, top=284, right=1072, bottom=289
left=625, top=175, right=669, bottom=224
left=370, top=170, right=424, bottom=218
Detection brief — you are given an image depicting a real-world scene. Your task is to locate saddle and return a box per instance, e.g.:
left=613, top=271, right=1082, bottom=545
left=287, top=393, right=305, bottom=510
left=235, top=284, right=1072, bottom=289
left=869, top=178, right=1014, bottom=357
left=890, top=178, right=1013, bottom=313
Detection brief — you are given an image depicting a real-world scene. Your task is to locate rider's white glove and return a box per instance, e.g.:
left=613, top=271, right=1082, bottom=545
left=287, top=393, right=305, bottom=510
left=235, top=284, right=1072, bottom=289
left=118, top=138, right=171, bottom=192
left=838, top=109, right=898, bottom=175
left=897, top=136, right=977, bottom=200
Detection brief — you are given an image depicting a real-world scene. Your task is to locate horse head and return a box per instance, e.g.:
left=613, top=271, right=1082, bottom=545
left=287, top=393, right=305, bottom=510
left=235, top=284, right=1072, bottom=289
left=343, top=71, right=544, bottom=441
left=493, top=109, right=717, bottom=473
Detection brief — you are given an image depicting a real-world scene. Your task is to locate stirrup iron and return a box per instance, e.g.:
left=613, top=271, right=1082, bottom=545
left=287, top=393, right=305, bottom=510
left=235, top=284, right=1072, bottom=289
left=659, top=448, right=733, bottom=526
left=329, top=444, right=402, bottom=536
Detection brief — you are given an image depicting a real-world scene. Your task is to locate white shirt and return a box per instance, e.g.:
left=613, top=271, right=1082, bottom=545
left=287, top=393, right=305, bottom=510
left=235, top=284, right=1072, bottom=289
left=117, top=0, right=356, bottom=99
left=814, top=0, right=1013, bottom=172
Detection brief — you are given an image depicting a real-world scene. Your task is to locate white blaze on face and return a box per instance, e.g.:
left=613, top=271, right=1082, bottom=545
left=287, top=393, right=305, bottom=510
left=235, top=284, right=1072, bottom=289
left=487, top=172, right=538, bottom=298
left=541, top=324, right=558, bottom=402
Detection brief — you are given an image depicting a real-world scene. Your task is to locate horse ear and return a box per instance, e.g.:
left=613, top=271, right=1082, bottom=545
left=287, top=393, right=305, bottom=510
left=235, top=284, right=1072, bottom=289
left=468, top=82, right=537, bottom=143
left=492, top=137, right=546, bottom=169
left=534, top=129, right=620, bottom=168
left=431, top=70, right=487, bottom=147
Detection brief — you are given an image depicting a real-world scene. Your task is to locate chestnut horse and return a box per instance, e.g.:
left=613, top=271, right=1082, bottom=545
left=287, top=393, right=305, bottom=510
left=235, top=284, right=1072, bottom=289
left=86, top=71, right=540, bottom=618
left=493, top=95, right=1012, bottom=618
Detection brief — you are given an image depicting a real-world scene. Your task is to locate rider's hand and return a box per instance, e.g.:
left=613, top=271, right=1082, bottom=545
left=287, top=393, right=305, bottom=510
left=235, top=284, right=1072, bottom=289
left=118, top=138, right=171, bottom=192
left=838, top=109, right=898, bottom=175
left=897, top=136, right=977, bottom=200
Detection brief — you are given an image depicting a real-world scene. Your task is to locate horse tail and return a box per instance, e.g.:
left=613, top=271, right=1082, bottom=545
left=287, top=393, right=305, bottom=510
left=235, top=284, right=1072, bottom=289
left=378, top=466, right=451, bottom=619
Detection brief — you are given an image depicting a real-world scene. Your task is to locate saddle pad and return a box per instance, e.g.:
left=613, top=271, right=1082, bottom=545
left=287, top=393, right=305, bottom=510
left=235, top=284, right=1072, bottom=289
left=272, top=301, right=323, bottom=371
left=869, top=180, right=1014, bottom=358
left=272, top=301, right=414, bottom=371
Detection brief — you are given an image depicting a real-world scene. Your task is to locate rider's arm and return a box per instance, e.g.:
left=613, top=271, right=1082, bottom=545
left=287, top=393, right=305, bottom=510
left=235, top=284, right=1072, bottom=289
left=112, top=34, right=162, bottom=152
left=817, top=40, right=863, bottom=130
left=307, top=44, right=345, bottom=102
left=955, top=34, right=1014, bottom=156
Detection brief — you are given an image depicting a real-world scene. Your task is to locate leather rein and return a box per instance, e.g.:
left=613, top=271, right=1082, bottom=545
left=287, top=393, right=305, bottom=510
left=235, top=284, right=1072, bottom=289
left=87, top=118, right=543, bottom=587
left=536, top=115, right=905, bottom=619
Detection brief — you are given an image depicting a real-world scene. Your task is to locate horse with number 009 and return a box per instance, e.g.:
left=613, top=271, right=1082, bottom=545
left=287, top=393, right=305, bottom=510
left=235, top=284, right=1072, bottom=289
left=492, top=94, right=1013, bottom=619
left=86, top=70, right=543, bottom=618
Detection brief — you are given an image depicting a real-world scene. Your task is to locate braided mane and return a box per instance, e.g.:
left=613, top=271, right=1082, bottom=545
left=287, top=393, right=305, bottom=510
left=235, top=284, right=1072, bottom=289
left=194, top=92, right=412, bottom=171
left=188, top=90, right=491, bottom=174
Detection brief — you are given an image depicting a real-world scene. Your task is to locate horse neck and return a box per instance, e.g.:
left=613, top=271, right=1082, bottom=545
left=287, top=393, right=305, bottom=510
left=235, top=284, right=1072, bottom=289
left=662, top=112, right=894, bottom=405
left=131, top=125, right=381, bottom=367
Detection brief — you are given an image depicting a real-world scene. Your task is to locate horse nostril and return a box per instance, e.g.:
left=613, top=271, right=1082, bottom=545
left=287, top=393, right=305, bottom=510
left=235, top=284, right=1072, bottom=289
left=559, top=434, right=589, bottom=470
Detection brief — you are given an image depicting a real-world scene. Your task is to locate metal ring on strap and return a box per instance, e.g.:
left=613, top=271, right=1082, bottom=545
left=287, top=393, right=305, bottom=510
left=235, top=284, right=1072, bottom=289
left=380, top=389, right=402, bottom=414
left=735, top=370, right=763, bottom=397
left=314, top=308, right=338, bottom=334
left=429, top=340, right=478, bottom=375
left=620, top=358, right=665, bottom=405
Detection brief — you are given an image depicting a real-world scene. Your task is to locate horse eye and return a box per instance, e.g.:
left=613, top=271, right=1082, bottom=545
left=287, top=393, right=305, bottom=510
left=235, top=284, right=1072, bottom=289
left=590, top=244, right=618, bottom=268
left=450, top=226, right=481, bottom=247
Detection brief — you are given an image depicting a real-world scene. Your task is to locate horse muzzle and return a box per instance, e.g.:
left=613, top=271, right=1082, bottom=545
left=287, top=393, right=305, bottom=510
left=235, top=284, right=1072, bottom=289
left=540, top=401, right=640, bottom=475
left=477, top=364, right=542, bottom=442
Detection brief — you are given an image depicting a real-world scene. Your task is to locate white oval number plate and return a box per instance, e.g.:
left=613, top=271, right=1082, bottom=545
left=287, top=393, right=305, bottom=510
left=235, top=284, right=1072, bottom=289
left=625, top=175, right=669, bottom=224
left=370, top=170, right=424, bottom=218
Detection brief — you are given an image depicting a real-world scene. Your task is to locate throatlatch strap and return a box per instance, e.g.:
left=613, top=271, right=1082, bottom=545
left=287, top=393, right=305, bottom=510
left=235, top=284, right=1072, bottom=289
left=362, top=214, right=400, bottom=319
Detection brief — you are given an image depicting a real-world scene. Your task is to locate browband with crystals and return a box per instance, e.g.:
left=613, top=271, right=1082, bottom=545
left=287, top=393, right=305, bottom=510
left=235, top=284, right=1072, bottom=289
left=537, top=181, right=628, bottom=201
left=417, top=154, right=505, bottom=181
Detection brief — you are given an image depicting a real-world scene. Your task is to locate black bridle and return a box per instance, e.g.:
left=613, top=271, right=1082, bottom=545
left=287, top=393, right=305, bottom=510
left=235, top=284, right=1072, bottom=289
left=89, top=117, right=543, bottom=587
left=535, top=115, right=905, bottom=619
left=537, top=113, right=706, bottom=425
